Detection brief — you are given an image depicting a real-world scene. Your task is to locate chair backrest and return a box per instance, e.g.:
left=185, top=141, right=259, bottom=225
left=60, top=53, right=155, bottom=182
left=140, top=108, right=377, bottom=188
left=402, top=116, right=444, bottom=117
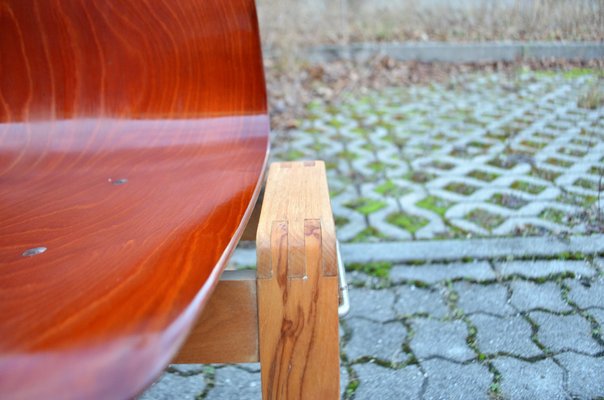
left=0, top=1, right=269, bottom=398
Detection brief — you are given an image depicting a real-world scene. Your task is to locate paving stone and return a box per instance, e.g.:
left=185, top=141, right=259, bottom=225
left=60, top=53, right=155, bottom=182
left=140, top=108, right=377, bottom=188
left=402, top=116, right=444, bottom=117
left=140, top=372, right=206, bottom=400
left=348, top=287, right=396, bottom=322
left=470, top=314, right=542, bottom=357
left=555, top=352, right=604, bottom=399
left=565, top=277, right=604, bottom=309
left=509, top=281, right=572, bottom=312
left=423, top=359, right=492, bottom=400
left=496, top=260, right=596, bottom=279
left=345, top=319, right=407, bottom=363
left=410, top=319, right=475, bottom=362
left=492, top=357, right=566, bottom=400
left=393, top=286, right=448, bottom=318
left=390, top=261, right=496, bottom=284
left=206, top=366, right=259, bottom=400
left=530, top=312, right=602, bottom=355
left=453, top=282, right=515, bottom=316
left=353, top=363, right=423, bottom=400
left=275, top=71, right=604, bottom=241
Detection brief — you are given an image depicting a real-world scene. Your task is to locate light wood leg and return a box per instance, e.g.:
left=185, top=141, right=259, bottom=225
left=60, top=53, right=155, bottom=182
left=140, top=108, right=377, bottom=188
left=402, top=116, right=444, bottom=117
left=256, top=161, right=340, bottom=400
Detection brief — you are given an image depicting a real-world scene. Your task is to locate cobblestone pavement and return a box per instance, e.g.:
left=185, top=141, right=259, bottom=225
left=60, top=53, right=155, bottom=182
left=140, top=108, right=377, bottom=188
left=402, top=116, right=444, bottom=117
left=141, top=256, right=604, bottom=399
left=272, top=70, right=603, bottom=242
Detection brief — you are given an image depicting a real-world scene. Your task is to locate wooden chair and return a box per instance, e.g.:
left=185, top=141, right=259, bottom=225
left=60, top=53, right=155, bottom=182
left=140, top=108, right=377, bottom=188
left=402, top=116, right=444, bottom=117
left=0, top=1, right=347, bottom=398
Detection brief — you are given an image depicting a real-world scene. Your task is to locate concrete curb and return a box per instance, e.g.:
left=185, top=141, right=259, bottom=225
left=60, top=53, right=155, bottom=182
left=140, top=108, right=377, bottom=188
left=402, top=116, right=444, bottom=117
left=231, top=235, right=604, bottom=265
left=293, top=41, right=604, bottom=63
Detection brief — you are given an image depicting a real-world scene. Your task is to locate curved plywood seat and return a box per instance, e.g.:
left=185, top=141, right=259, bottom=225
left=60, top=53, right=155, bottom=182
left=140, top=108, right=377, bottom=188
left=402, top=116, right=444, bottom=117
left=0, top=1, right=269, bottom=398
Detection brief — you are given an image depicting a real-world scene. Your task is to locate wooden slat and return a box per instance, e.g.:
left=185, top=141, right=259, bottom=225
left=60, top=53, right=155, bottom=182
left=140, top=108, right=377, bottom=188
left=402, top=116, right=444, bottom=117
left=257, top=161, right=340, bottom=400
left=173, top=270, right=259, bottom=364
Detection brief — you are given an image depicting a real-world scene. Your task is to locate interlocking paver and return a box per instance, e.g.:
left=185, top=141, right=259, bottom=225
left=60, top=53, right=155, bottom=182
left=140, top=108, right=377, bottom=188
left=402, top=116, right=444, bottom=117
left=422, top=359, right=492, bottom=400
left=345, top=319, right=407, bottom=363
left=453, top=282, right=515, bottom=316
left=492, top=357, right=566, bottom=400
left=410, top=319, right=474, bottom=362
left=348, top=287, right=396, bottom=322
left=390, top=261, right=495, bottom=284
left=495, top=260, right=596, bottom=279
left=352, top=363, right=423, bottom=400
left=509, top=281, right=572, bottom=312
left=565, top=277, right=604, bottom=309
left=470, top=314, right=542, bottom=357
left=273, top=71, right=604, bottom=241
left=140, top=372, right=206, bottom=400
left=393, top=286, right=448, bottom=318
left=529, top=312, right=602, bottom=355
left=555, top=352, right=604, bottom=399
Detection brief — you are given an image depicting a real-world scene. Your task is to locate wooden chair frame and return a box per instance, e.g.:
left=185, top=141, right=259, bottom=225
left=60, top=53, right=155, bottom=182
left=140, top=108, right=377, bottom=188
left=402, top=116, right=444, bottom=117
left=172, top=160, right=345, bottom=399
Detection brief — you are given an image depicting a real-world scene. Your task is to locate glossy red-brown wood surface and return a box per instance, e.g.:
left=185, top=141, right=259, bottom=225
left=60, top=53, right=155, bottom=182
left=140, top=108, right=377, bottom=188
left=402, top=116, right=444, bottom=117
left=0, top=1, right=269, bottom=398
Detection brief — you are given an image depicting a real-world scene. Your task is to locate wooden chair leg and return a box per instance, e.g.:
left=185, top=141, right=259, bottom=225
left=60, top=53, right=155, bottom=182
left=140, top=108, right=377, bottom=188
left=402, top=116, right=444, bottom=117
left=256, top=161, right=340, bottom=399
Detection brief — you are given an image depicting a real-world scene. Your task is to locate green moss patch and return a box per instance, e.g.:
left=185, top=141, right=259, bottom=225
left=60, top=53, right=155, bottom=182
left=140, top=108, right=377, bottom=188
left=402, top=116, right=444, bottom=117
left=375, top=180, right=410, bottom=197
left=347, top=261, right=392, bottom=278
left=344, top=198, right=387, bottom=215
left=488, top=157, right=517, bottom=170
left=539, top=208, right=567, bottom=225
left=351, top=227, right=388, bottom=242
left=467, top=170, right=499, bottom=182
left=416, top=196, right=454, bottom=216
left=425, top=160, right=455, bottom=170
left=545, top=157, right=573, bottom=168
left=511, top=180, right=546, bottom=194
left=404, top=171, right=435, bottom=184
left=466, top=209, right=505, bottom=230
left=556, top=193, right=596, bottom=207
left=386, top=212, right=429, bottom=234
left=530, top=167, right=561, bottom=182
left=337, top=149, right=358, bottom=161
left=444, top=182, right=479, bottom=196
left=489, top=193, right=528, bottom=210
left=574, top=178, right=598, bottom=191
left=334, top=215, right=350, bottom=228
left=520, top=140, right=547, bottom=149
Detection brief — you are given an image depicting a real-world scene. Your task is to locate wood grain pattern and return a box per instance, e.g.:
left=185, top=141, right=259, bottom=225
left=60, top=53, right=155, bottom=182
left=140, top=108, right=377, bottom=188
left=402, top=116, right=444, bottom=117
left=0, top=1, right=269, bottom=398
left=257, top=162, right=340, bottom=400
left=173, top=270, right=259, bottom=364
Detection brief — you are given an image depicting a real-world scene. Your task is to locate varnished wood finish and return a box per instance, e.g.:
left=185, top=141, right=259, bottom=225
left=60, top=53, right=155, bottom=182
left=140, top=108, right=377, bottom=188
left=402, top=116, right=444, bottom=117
left=173, top=270, right=259, bottom=364
left=257, top=161, right=340, bottom=400
left=0, top=1, right=269, bottom=398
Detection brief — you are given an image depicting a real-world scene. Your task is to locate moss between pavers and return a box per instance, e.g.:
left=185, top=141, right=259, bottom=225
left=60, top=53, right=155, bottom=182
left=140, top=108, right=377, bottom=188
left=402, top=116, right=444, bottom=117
left=545, top=157, right=573, bottom=168
left=334, top=215, right=350, bottom=228
left=511, top=180, right=546, bottom=194
left=347, top=261, right=392, bottom=278
left=588, top=165, right=604, bottom=176
left=444, top=182, right=479, bottom=196
left=488, top=193, right=528, bottom=210
left=375, top=180, right=410, bottom=197
left=520, top=140, right=547, bottom=149
left=556, top=193, right=596, bottom=208
left=539, top=208, right=567, bottom=225
left=336, top=149, right=358, bottom=161
left=386, top=212, right=429, bottom=234
left=558, top=147, right=587, bottom=157
left=574, top=178, right=598, bottom=191
left=403, top=171, right=435, bottom=184
left=466, top=209, right=505, bottom=231
left=487, top=157, right=517, bottom=170
left=467, top=170, right=499, bottom=182
left=351, top=227, right=388, bottom=242
left=416, top=195, right=454, bottom=217
left=344, top=198, right=387, bottom=215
